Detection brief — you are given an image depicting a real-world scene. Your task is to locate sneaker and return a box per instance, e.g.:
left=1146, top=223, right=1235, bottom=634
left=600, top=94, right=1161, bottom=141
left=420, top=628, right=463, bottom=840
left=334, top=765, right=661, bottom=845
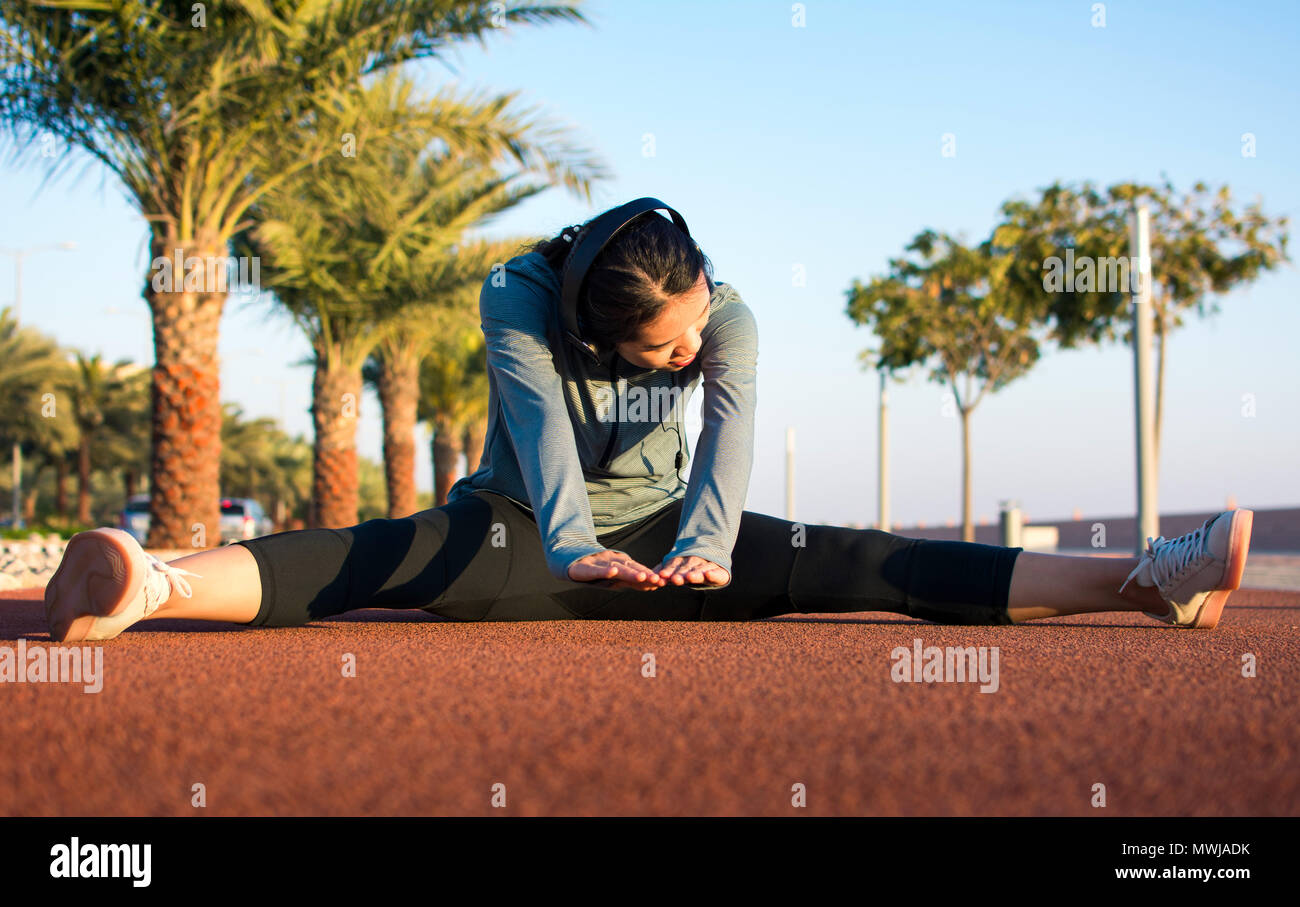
left=1117, top=509, right=1253, bottom=629
left=44, top=527, right=202, bottom=642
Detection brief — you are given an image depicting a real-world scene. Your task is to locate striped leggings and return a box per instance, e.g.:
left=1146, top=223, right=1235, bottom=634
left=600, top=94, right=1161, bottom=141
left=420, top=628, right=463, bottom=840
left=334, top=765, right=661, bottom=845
left=234, top=490, right=1023, bottom=627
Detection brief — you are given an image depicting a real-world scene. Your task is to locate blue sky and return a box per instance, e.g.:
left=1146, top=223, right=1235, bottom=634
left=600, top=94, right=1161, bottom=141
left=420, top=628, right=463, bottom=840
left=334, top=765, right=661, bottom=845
left=2, top=0, right=1297, bottom=526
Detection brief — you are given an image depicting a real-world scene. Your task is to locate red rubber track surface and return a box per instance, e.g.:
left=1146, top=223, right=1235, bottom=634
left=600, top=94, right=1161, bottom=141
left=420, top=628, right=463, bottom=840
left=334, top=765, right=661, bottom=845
left=1, top=587, right=1296, bottom=816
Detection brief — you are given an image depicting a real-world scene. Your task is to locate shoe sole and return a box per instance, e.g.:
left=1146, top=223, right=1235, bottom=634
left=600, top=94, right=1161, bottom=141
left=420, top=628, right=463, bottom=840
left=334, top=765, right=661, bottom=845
left=44, top=528, right=146, bottom=643
left=1186, top=509, right=1254, bottom=630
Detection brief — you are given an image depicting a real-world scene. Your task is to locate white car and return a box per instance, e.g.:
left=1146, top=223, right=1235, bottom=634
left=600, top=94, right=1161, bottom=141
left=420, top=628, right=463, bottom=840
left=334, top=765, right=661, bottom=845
left=219, top=498, right=274, bottom=543
left=119, top=495, right=273, bottom=545
left=119, top=494, right=151, bottom=544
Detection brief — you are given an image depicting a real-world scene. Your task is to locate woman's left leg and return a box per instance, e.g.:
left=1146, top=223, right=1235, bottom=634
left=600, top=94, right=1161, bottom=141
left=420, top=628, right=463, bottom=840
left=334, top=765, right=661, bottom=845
left=576, top=504, right=1164, bottom=625
left=1004, top=551, right=1168, bottom=622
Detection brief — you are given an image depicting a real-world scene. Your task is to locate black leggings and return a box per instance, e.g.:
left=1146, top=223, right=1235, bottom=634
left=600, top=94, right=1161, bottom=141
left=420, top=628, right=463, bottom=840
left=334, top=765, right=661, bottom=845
left=234, top=490, right=1023, bottom=627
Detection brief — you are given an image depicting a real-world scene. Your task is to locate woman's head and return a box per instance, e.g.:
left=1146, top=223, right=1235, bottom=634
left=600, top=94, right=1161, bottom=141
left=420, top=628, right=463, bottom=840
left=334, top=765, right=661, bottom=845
left=526, top=209, right=716, bottom=371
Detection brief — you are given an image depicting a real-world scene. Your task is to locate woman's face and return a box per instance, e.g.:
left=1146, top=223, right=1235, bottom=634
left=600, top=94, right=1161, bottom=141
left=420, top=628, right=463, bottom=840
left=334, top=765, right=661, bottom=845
left=614, top=273, right=712, bottom=371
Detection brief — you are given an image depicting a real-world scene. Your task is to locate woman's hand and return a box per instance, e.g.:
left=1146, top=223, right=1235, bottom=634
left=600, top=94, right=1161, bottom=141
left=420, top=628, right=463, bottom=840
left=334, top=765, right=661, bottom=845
left=567, top=549, right=667, bottom=591
left=653, top=556, right=730, bottom=588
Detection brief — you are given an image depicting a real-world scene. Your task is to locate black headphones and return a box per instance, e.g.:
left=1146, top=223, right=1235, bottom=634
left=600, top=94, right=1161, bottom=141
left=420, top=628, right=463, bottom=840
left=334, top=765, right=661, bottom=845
left=559, top=196, right=710, bottom=366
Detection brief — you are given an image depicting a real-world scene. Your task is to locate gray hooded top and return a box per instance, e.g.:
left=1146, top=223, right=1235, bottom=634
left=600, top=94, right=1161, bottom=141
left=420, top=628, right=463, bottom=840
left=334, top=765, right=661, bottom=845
left=446, top=250, right=758, bottom=586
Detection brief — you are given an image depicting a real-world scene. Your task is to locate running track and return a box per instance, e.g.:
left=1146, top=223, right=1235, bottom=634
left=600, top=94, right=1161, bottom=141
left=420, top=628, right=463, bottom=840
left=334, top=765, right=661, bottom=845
left=1, top=584, right=1296, bottom=816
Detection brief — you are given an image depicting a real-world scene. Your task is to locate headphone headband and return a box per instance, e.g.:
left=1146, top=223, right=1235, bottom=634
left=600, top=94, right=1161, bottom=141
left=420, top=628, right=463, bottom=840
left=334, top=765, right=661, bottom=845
left=559, top=197, right=693, bottom=365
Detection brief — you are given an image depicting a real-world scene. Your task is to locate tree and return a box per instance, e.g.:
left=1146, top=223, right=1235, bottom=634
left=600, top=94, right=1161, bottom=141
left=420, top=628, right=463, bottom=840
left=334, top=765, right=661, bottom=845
left=368, top=230, right=528, bottom=517
left=995, top=177, right=1289, bottom=460
left=846, top=231, right=1041, bottom=541
left=89, top=362, right=151, bottom=504
left=0, top=308, right=77, bottom=521
left=220, top=401, right=312, bottom=528
left=416, top=305, right=492, bottom=505
left=0, top=0, right=602, bottom=547
left=64, top=353, right=140, bottom=523
left=337, top=97, right=544, bottom=517
left=236, top=69, right=602, bottom=526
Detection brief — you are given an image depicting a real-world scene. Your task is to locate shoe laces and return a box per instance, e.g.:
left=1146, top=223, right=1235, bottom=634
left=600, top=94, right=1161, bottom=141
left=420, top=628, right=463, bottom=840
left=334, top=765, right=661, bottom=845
left=141, top=554, right=202, bottom=616
left=1144, top=520, right=1211, bottom=590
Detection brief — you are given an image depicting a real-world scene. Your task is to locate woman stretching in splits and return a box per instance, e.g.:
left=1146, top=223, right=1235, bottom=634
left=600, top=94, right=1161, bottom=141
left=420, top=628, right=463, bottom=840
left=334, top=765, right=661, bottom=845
left=45, top=197, right=1254, bottom=642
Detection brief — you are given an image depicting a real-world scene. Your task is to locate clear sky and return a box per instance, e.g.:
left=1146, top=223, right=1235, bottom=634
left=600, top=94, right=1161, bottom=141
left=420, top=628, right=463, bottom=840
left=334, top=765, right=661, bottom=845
left=2, top=0, right=1297, bottom=527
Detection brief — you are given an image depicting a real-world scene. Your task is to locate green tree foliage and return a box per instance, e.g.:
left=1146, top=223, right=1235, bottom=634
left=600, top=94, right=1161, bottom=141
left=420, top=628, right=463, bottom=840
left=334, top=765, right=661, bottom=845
left=847, top=231, right=1041, bottom=541
left=0, top=0, right=603, bottom=546
left=995, top=177, right=1289, bottom=458
left=850, top=177, right=1288, bottom=538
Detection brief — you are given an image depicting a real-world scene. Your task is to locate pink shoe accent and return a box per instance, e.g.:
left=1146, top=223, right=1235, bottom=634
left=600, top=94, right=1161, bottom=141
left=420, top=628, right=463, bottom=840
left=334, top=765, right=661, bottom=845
left=1186, top=509, right=1253, bottom=630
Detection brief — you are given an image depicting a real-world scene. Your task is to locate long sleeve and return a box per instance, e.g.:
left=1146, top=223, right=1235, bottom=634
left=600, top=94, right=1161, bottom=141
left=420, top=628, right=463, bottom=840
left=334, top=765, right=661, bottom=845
left=480, top=273, right=607, bottom=582
left=661, top=299, right=759, bottom=588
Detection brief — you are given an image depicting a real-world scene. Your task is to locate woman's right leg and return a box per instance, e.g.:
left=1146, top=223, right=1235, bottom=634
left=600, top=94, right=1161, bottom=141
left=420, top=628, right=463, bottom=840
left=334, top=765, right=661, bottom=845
left=81, top=489, right=643, bottom=633
left=142, top=543, right=262, bottom=624
left=142, top=490, right=558, bottom=628
left=231, top=491, right=551, bottom=627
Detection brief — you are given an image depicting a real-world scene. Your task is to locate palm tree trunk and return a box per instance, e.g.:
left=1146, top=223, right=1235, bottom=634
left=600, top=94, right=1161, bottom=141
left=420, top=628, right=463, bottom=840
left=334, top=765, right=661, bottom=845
left=77, top=433, right=92, bottom=524
left=311, top=349, right=362, bottom=528
left=432, top=412, right=461, bottom=506
left=23, top=483, right=38, bottom=524
left=376, top=349, right=420, bottom=518
left=960, top=407, right=974, bottom=542
left=54, top=455, right=68, bottom=517
left=461, top=414, right=487, bottom=477
left=145, top=233, right=224, bottom=549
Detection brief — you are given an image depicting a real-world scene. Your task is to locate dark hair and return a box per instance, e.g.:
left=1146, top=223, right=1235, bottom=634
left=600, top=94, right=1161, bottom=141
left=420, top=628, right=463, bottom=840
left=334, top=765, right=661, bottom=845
left=523, top=208, right=715, bottom=348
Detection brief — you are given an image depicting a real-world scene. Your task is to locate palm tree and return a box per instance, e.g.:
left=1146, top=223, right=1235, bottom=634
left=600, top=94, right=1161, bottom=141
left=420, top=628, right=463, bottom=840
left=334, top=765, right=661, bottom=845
left=368, top=295, right=485, bottom=514
left=417, top=310, right=492, bottom=505
left=221, top=403, right=276, bottom=501
left=460, top=413, right=489, bottom=482
left=239, top=70, right=601, bottom=526
left=220, top=401, right=311, bottom=528
left=0, top=308, right=75, bottom=522
left=91, top=362, right=151, bottom=504
left=64, top=353, right=141, bottom=524
left=369, top=224, right=535, bottom=517
left=0, top=0, right=603, bottom=547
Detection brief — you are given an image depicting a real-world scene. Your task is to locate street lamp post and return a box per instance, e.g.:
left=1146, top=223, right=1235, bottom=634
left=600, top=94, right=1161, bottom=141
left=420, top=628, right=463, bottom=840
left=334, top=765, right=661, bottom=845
left=784, top=426, right=795, bottom=520
left=1129, top=206, right=1159, bottom=554
left=3, top=241, right=77, bottom=530
left=878, top=369, right=890, bottom=533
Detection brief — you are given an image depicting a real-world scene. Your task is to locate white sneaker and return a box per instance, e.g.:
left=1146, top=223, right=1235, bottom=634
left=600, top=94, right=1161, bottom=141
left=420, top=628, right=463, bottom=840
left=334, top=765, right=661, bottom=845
left=1117, top=509, right=1253, bottom=629
left=44, top=527, right=202, bottom=642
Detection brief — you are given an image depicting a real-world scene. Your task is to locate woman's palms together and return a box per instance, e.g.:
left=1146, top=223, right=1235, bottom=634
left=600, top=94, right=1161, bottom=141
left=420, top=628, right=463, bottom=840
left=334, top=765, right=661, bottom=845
left=568, top=550, right=729, bottom=591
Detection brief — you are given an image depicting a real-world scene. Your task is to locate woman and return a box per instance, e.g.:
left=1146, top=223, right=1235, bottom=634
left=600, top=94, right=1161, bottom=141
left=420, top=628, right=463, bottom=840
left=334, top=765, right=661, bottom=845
left=44, top=198, right=1254, bottom=642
